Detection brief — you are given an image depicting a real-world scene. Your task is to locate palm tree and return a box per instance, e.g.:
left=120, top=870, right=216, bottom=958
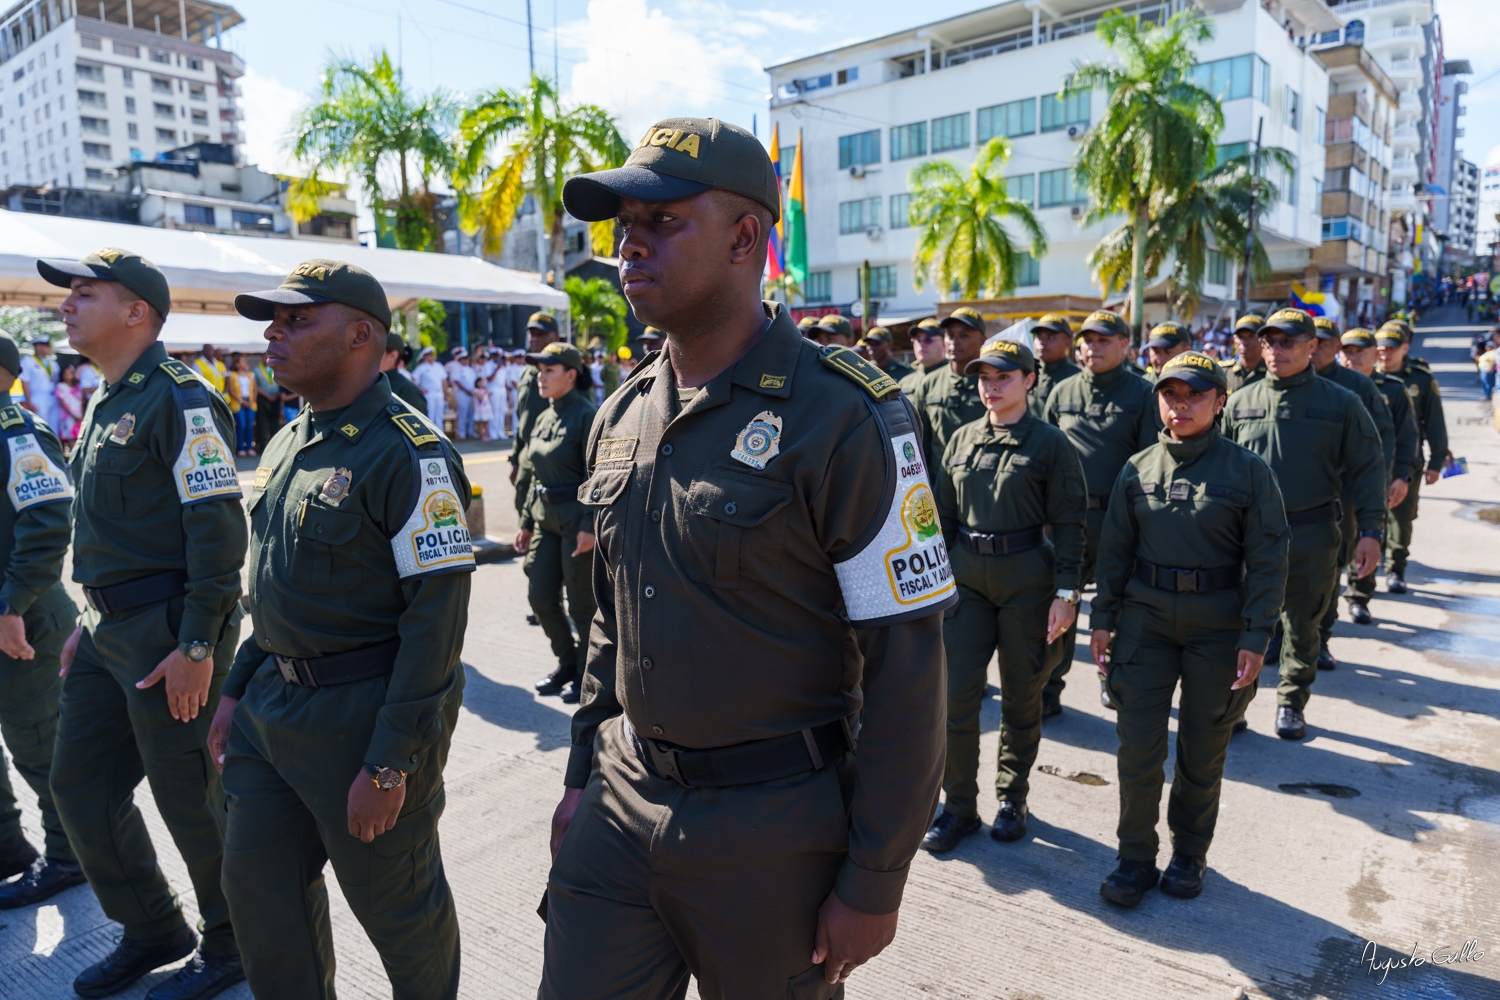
left=288, top=51, right=457, bottom=251
left=565, top=276, right=629, bottom=354
left=454, top=75, right=628, bottom=289
left=908, top=137, right=1047, bottom=301
left=1067, top=7, right=1223, bottom=339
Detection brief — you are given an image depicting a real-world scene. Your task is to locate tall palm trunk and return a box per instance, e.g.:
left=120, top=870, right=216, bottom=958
left=550, top=206, right=566, bottom=289
left=1130, top=199, right=1148, bottom=344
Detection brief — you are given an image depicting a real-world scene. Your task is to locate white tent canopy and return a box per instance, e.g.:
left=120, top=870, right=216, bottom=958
left=0, top=210, right=569, bottom=318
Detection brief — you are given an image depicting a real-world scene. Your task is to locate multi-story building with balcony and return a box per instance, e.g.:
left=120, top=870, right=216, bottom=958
left=765, top=0, right=1334, bottom=328
left=0, top=0, right=245, bottom=192
left=1445, top=157, right=1477, bottom=260
left=1433, top=58, right=1470, bottom=262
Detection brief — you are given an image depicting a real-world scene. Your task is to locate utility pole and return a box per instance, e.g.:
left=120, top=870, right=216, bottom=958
left=553, top=0, right=559, bottom=84
left=526, top=0, right=535, bottom=78
left=1240, top=116, right=1264, bottom=316
left=860, top=260, right=873, bottom=336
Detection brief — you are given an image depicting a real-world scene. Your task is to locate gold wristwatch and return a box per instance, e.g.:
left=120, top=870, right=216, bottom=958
left=365, top=764, right=407, bottom=790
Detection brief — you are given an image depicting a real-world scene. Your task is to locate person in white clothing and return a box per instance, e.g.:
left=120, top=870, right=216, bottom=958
left=504, top=351, right=525, bottom=437
left=451, top=352, right=477, bottom=440
left=411, top=346, right=448, bottom=425
left=75, top=358, right=102, bottom=400
left=20, top=336, right=61, bottom=428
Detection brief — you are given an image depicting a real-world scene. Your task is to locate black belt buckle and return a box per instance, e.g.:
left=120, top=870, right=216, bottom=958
left=83, top=588, right=109, bottom=615
left=1175, top=569, right=1199, bottom=593
left=646, top=740, right=691, bottom=787
left=274, top=655, right=316, bottom=687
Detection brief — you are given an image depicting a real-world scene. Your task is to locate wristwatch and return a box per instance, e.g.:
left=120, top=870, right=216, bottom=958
left=1357, top=529, right=1385, bottom=542
left=1055, top=589, right=1081, bottom=604
left=366, top=763, right=408, bottom=790
left=180, top=641, right=213, bottom=662
left=0, top=601, right=11, bottom=617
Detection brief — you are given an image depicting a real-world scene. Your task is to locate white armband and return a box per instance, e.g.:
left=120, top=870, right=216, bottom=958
left=6, top=432, right=73, bottom=511
left=171, top=407, right=241, bottom=504
left=392, top=454, right=476, bottom=578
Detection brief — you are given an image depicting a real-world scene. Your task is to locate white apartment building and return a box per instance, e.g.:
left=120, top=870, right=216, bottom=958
left=1432, top=59, right=1469, bottom=259
left=0, top=0, right=245, bottom=191
left=765, top=0, right=1333, bottom=324
left=1445, top=157, right=1477, bottom=259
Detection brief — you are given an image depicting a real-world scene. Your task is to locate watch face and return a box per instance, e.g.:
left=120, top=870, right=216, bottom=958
left=188, top=643, right=210, bottom=661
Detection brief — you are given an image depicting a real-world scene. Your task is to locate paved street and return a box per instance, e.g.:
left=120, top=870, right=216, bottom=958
left=4, top=307, right=1500, bottom=999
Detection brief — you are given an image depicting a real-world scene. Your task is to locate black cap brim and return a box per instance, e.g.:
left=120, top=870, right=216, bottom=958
left=1259, top=321, right=1311, bottom=338
left=966, top=356, right=1029, bottom=376
left=563, top=167, right=714, bottom=222
left=234, top=288, right=332, bottom=321
left=1146, top=337, right=1183, bottom=349
left=1155, top=370, right=1220, bottom=392
left=37, top=258, right=115, bottom=288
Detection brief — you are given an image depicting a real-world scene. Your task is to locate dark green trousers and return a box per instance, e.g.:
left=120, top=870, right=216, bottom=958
left=0, top=584, right=77, bottom=862
left=524, top=524, right=596, bottom=673
left=1043, top=508, right=1102, bottom=700
left=1319, top=508, right=1360, bottom=644
left=1386, top=473, right=1421, bottom=577
left=222, top=660, right=462, bottom=1000
left=1278, top=519, right=1341, bottom=711
left=50, top=597, right=239, bottom=954
left=1104, top=588, right=1254, bottom=861
left=942, top=545, right=1054, bottom=816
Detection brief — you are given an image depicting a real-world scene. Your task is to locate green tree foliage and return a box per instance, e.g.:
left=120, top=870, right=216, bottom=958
left=0, top=306, right=65, bottom=347
left=565, top=276, right=628, bottom=354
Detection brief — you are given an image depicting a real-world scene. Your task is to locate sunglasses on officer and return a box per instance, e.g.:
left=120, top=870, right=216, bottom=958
left=1257, top=332, right=1312, bottom=352
left=914, top=331, right=943, bottom=343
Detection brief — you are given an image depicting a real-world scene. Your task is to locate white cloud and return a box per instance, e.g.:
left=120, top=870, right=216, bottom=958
left=238, top=67, right=308, bottom=175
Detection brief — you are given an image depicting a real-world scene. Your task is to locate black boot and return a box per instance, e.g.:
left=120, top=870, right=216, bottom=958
left=1231, top=718, right=1248, bottom=735
left=0, top=857, right=88, bottom=909
left=144, top=949, right=245, bottom=1000
left=920, top=811, right=981, bottom=853
left=1386, top=573, right=1406, bottom=594
left=1040, top=689, right=1062, bottom=718
left=1316, top=644, right=1337, bottom=670
left=1276, top=706, right=1306, bottom=740
left=1160, top=853, right=1208, bottom=899
left=1100, top=859, right=1160, bottom=908
left=560, top=677, right=582, bottom=704
left=1349, top=602, right=1372, bottom=625
left=990, top=800, right=1029, bottom=843
left=0, top=831, right=38, bottom=880
left=74, top=926, right=198, bottom=999
left=535, top=664, right=577, bottom=696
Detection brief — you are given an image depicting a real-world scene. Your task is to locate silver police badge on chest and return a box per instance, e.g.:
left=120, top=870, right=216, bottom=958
left=731, top=411, right=782, bottom=470
left=318, top=468, right=353, bottom=507
left=108, top=413, right=136, bottom=445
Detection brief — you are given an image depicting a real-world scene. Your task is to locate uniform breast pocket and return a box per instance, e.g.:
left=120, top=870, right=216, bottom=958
left=685, top=471, right=793, bottom=590
left=292, top=504, right=364, bottom=593
left=90, top=447, right=150, bottom=517
left=578, top=466, right=633, bottom=565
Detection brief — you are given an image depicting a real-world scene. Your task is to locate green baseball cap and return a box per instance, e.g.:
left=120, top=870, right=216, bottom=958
left=1341, top=328, right=1377, bottom=348
left=1080, top=310, right=1130, bottom=338
left=796, top=315, right=821, bottom=332
left=913, top=318, right=943, bottom=336
left=1312, top=316, right=1340, bottom=340
left=1032, top=313, right=1073, bottom=336
left=863, top=327, right=891, bottom=344
left=0, top=334, right=19, bottom=378
left=1146, top=321, right=1190, bottom=349
left=563, top=118, right=780, bottom=223
left=527, top=311, right=559, bottom=334
left=1376, top=320, right=1409, bottom=344
left=817, top=314, right=853, bottom=338
left=1233, top=314, right=1265, bottom=334
left=37, top=247, right=172, bottom=319
left=943, top=307, right=986, bottom=334
left=385, top=332, right=407, bottom=352
left=525, top=341, right=592, bottom=384
left=1262, top=308, right=1316, bottom=339
left=965, top=338, right=1035, bottom=376
left=1154, top=351, right=1228, bottom=393
left=235, top=259, right=391, bottom=329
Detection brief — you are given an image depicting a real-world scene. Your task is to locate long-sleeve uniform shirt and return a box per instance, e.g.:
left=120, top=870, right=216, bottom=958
left=1373, top=370, right=1421, bottom=482
left=570, top=306, right=954, bottom=915
left=0, top=405, right=72, bottom=613
left=510, top=364, right=551, bottom=517
left=71, top=341, right=246, bottom=645
left=518, top=389, right=597, bottom=536
left=1028, top=357, right=1080, bottom=419
left=1387, top=359, right=1448, bottom=473
left=224, top=376, right=475, bottom=774
left=910, top=364, right=987, bottom=467
left=1224, top=359, right=1266, bottom=395
left=1319, top=362, right=1396, bottom=480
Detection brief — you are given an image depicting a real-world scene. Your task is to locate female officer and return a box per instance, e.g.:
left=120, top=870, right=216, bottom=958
left=922, top=339, right=1088, bottom=854
left=1089, top=352, right=1288, bottom=907
left=515, top=343, right=597, bottom=704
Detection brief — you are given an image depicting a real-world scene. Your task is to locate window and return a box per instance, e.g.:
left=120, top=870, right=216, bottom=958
left=1006, top=173, right=1034, bottom=206
left=299, top=215, right=353, bottom=239
left=1314, top=108, right=1325, bottom=145
left=930, top=112, right=969, bottom=153
left=86, top=168, right=105, bottom=180
left=839, top=196, right=881, bottom=234
left=127, top=122, right=138, bottom=139
left=75, top=62, right=103, bottom=82
left=864, top=265, right=898, bottom=298
left=838, top=130, right=880, bottom=169
left=1188, top=54, right=1270, bottom=103
left=836, top=67, right=857, bottom=85
left=151, top=50, right=171, bottom=65
left=1284, top=87, right=1300, bottom=131
left=122, top=68, right=133, bottom=87
left=797, top=73, right=833, bottom=93
left=76, top=90, right=105, bottom=108
left=113, top=42, right=139, bottom=57
left=187, top=57, right=203, bottom=71
left=232, top=209, right=273, bottom=229
left=129, top=146, right=143, bottom=161
left=890, top=121, right=926, bottom=161
left=1207, top=250, right=1227, bottom=285
left=183, top=204, right=214, bottom=225
left=1038, top=168, right=1084, bottom=207
left=189, top=84, right=205, bottom=101
left=79, top=35, right=100, bottom=50
left=805, top=271, right=832, bottom=302
left=1218, top=142, right=1248, bottom=163
left=1313, top=178, right=1323, bottom=216
left=1014, top=252, right=1040, bottom=287
left=154, top=102, right=174, bottom=119
left=193, top=132, right=210, bottom=142
left=81, top=142, right=110, bottom=159
left=152, top=76, right=172, bottom=94
left=1040, top=90, right=1089, bottom=132
left=191, top=109, right=208, bottom=125
left=978, top=98, right=1035, bottom=142
left=155, top=127, right=176, bottom=142
left=79, top=116, right=107, bottom=134
left=1321, top=216, right=1363, bottom=243
left=780, top=145, right=795, bottom=170
left=125, top=96, right=136, bottom=114
left=890, top=193, right=913, bottom=229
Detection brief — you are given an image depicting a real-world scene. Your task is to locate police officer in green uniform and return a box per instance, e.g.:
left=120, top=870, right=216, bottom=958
left=899, top=318, right=947, bottom=397
left=911, top=308, right=988, bottom=464
left=383, top=332, right=430, bottom=412
left=1028, top=313, right=1080, bottom=418
left=0, top=334, right=86, bottom=910
left=515, top=342, right=598, bottom=704
left=1376, top=321, right=1447, bottom=593
left=862, top=327, right=913, bottom=382
left=1142, top=322, right=1192, bottom=381
left=797, top=314, right=822, bottom=339
left=815, top=313, right=856, bottom=348
left=40, top=249, right=247, bottom=999
left=545, top=117, right=951, bottom=998
left=1224, top=315, right=1267, bottom=394
left=1221, top=309, right=1385, bottom=741
left=924, top=340, right=1086, bottom=853
left=1340, top=329, right=1420, bottom=618
left=208, top=259, right=474, bottom=999
left=509, top=311, right=561, bottom=513
left=1041, top=310, right=1160, bottom=715
left=1090, top=352, right=1288, bottom=907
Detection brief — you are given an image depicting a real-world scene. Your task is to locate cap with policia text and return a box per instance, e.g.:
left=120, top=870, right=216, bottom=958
left=965, top=338, right=1036, bottom=376
left=1080, top=310, right=1131, bottom=338
left=562, top=118, right=780, bottom=224
left=863, top=327, right=891, bottom=344
left=37, top=248, right=173, bottom=319
left=234, top=259, right=392, bottom=329
left=943, top=307, right=986, bottom=333
left=1153, top=351, right=1228, bottom=393
left=1376, top=320, right=1410, bottom=345
left=527, top=311, right=559, bottom=333
left=0, top=334, right=20, bottom=378
left=1032, top=313, right=1073, bottom=336
left=1341, top=328, right=1377, bottom=348
left=1146, top=321, right=1190, bottom=349
left=1261, top=308, right=1316, bottom=339
left=913, top=318, right=943, bottom=337
left=1312, top=316, right=1340, bottom=340
left=796, top=316, right=821, bottom=334
left=1234, top=314, right=1266, bottom=334
left=817, top=314, right=854, bottom=338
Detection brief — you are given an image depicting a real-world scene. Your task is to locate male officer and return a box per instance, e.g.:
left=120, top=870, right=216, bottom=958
left=1222, top=309, right=1385, bottom=740
left=1143, top=322, right=1192, bottom=380
left=1028, top=313, right=1080, bottom=418
left=900, top=318, right=946, bottom=397
left=0, top=334, right=84, bottom=909
left=509, top=311, right=561, bottom=512
left=911, top=308, right=988, bottom=464
left=40, top=249, right=246, bottom=999
left=1041, top=310, right=1159, bottom=715
left=1376, top=321, right=1447, bottom=593
left=382, top=332, right=430, bottom=412
left=1225, top=314, right=1267, bottom=394
left=862, top=328, right=913, bottom=382
left=1340, top=328, right=1420, bottom=621
left=815, top=313, right=856, bottom=349
left=796, top=315, right=821, bottom=339
left=545, top=116, right=950, bottom=997
left=208, top=259, right=473, bottom=999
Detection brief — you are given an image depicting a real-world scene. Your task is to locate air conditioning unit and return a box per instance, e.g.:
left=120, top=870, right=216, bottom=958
left=849, top=165, right=865, bottom=178
left=1071, top=205, right=1083, bottom=219
left=866, top=225, right=883, bottom=240
left=1066, top=124, right=1082, bottom=139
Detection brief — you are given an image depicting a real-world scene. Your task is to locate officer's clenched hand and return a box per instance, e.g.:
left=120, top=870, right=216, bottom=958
left=550, top=788, right=583, bottom=859
left=514, top=528, right=534, bottom=554
left=1423, top=468, right=1441, bottom=486
left=1231, top=650, right=1265, bottom=690
left=0, top=612, right=34, bottom=660
left=1352, top=536, right=1383, bottom=579
left=58, top=625, right=82, bottom=678
left=348, top=769, right=405, bottom=843
left=1045, top=599, right=1076, bottom=644
left=136, top=647, right=213, bottom=722
left=1387, top=478, right=1409, bottom=509
left=207, top=695, right=237, bottom=773
left=811, top=891, right=898, bottom=985
left=572, top=531, right=596, bottom=557
left=1090, top=629, right=1113, bottom=676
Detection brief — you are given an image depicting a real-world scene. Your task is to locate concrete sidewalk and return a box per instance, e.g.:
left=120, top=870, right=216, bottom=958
left=3, top=306, right=1498, bottom=999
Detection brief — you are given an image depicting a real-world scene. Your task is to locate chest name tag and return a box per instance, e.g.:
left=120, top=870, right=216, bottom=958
left=976, top=452, right=1001, bottom=471
left=596, top=437, right=638, bottom=465
left=392, top=457, right=475, bottom=578
left=171, top=408, right=240, bottom=504
left=834, top=431, right=956, bottom=624
left=1233, top=407, right=1267, bottom=420
left=7, top=433, right=72, bottom=510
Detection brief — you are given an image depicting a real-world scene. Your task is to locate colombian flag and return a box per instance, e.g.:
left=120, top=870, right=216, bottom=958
left=1290, top=281, right=1341, bottom=321
left=767, top=124, right=786, bottom=282
left=785, top=129, right=808, bottom=284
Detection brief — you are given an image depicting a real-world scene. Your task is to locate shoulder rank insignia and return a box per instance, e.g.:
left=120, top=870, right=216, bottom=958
left=159, top=359, right=200, bottom=386
left=109, top=413, right=137, bottom=445
left=391, top=411, right=440, bottom=447
left=128, top=372, right=146, bottom=385
left=0, top=405, right=24, bottom=430
left=318, top=468, right=353, bottom=507
left=819, top=345, right=899, bottom=400
left=731, top=411, right=782, bottom=470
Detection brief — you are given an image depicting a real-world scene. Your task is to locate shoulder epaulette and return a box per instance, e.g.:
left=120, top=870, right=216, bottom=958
left=818, top=345, right=899, bottom=400
left=1409, top=357, right=1431, bottom=370
left=391, top=411, right=441, bottom=448
left=159, top=359, right=200, bottom=385
left=0, top=404, right=26, bottom=431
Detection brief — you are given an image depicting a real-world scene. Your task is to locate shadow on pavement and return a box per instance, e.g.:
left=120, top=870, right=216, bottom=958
left=460, top=662, right=573, bottom=751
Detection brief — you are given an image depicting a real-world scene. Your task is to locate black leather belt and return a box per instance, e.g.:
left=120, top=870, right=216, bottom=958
left=625, top=717, right=855, bottom=788
left=1286, top=499, right=1342, bottom=526
left=82, top=570, right=188, bottom=615
left=534, top=483, right=582, bottom=504
left=272, top=637, right=400, bottom=688
left=1087, top=495, right=1110, bottom=511
left=1135, top=557, right=1241, bottom=593
left=958, top=525, right=1044, bottom=556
